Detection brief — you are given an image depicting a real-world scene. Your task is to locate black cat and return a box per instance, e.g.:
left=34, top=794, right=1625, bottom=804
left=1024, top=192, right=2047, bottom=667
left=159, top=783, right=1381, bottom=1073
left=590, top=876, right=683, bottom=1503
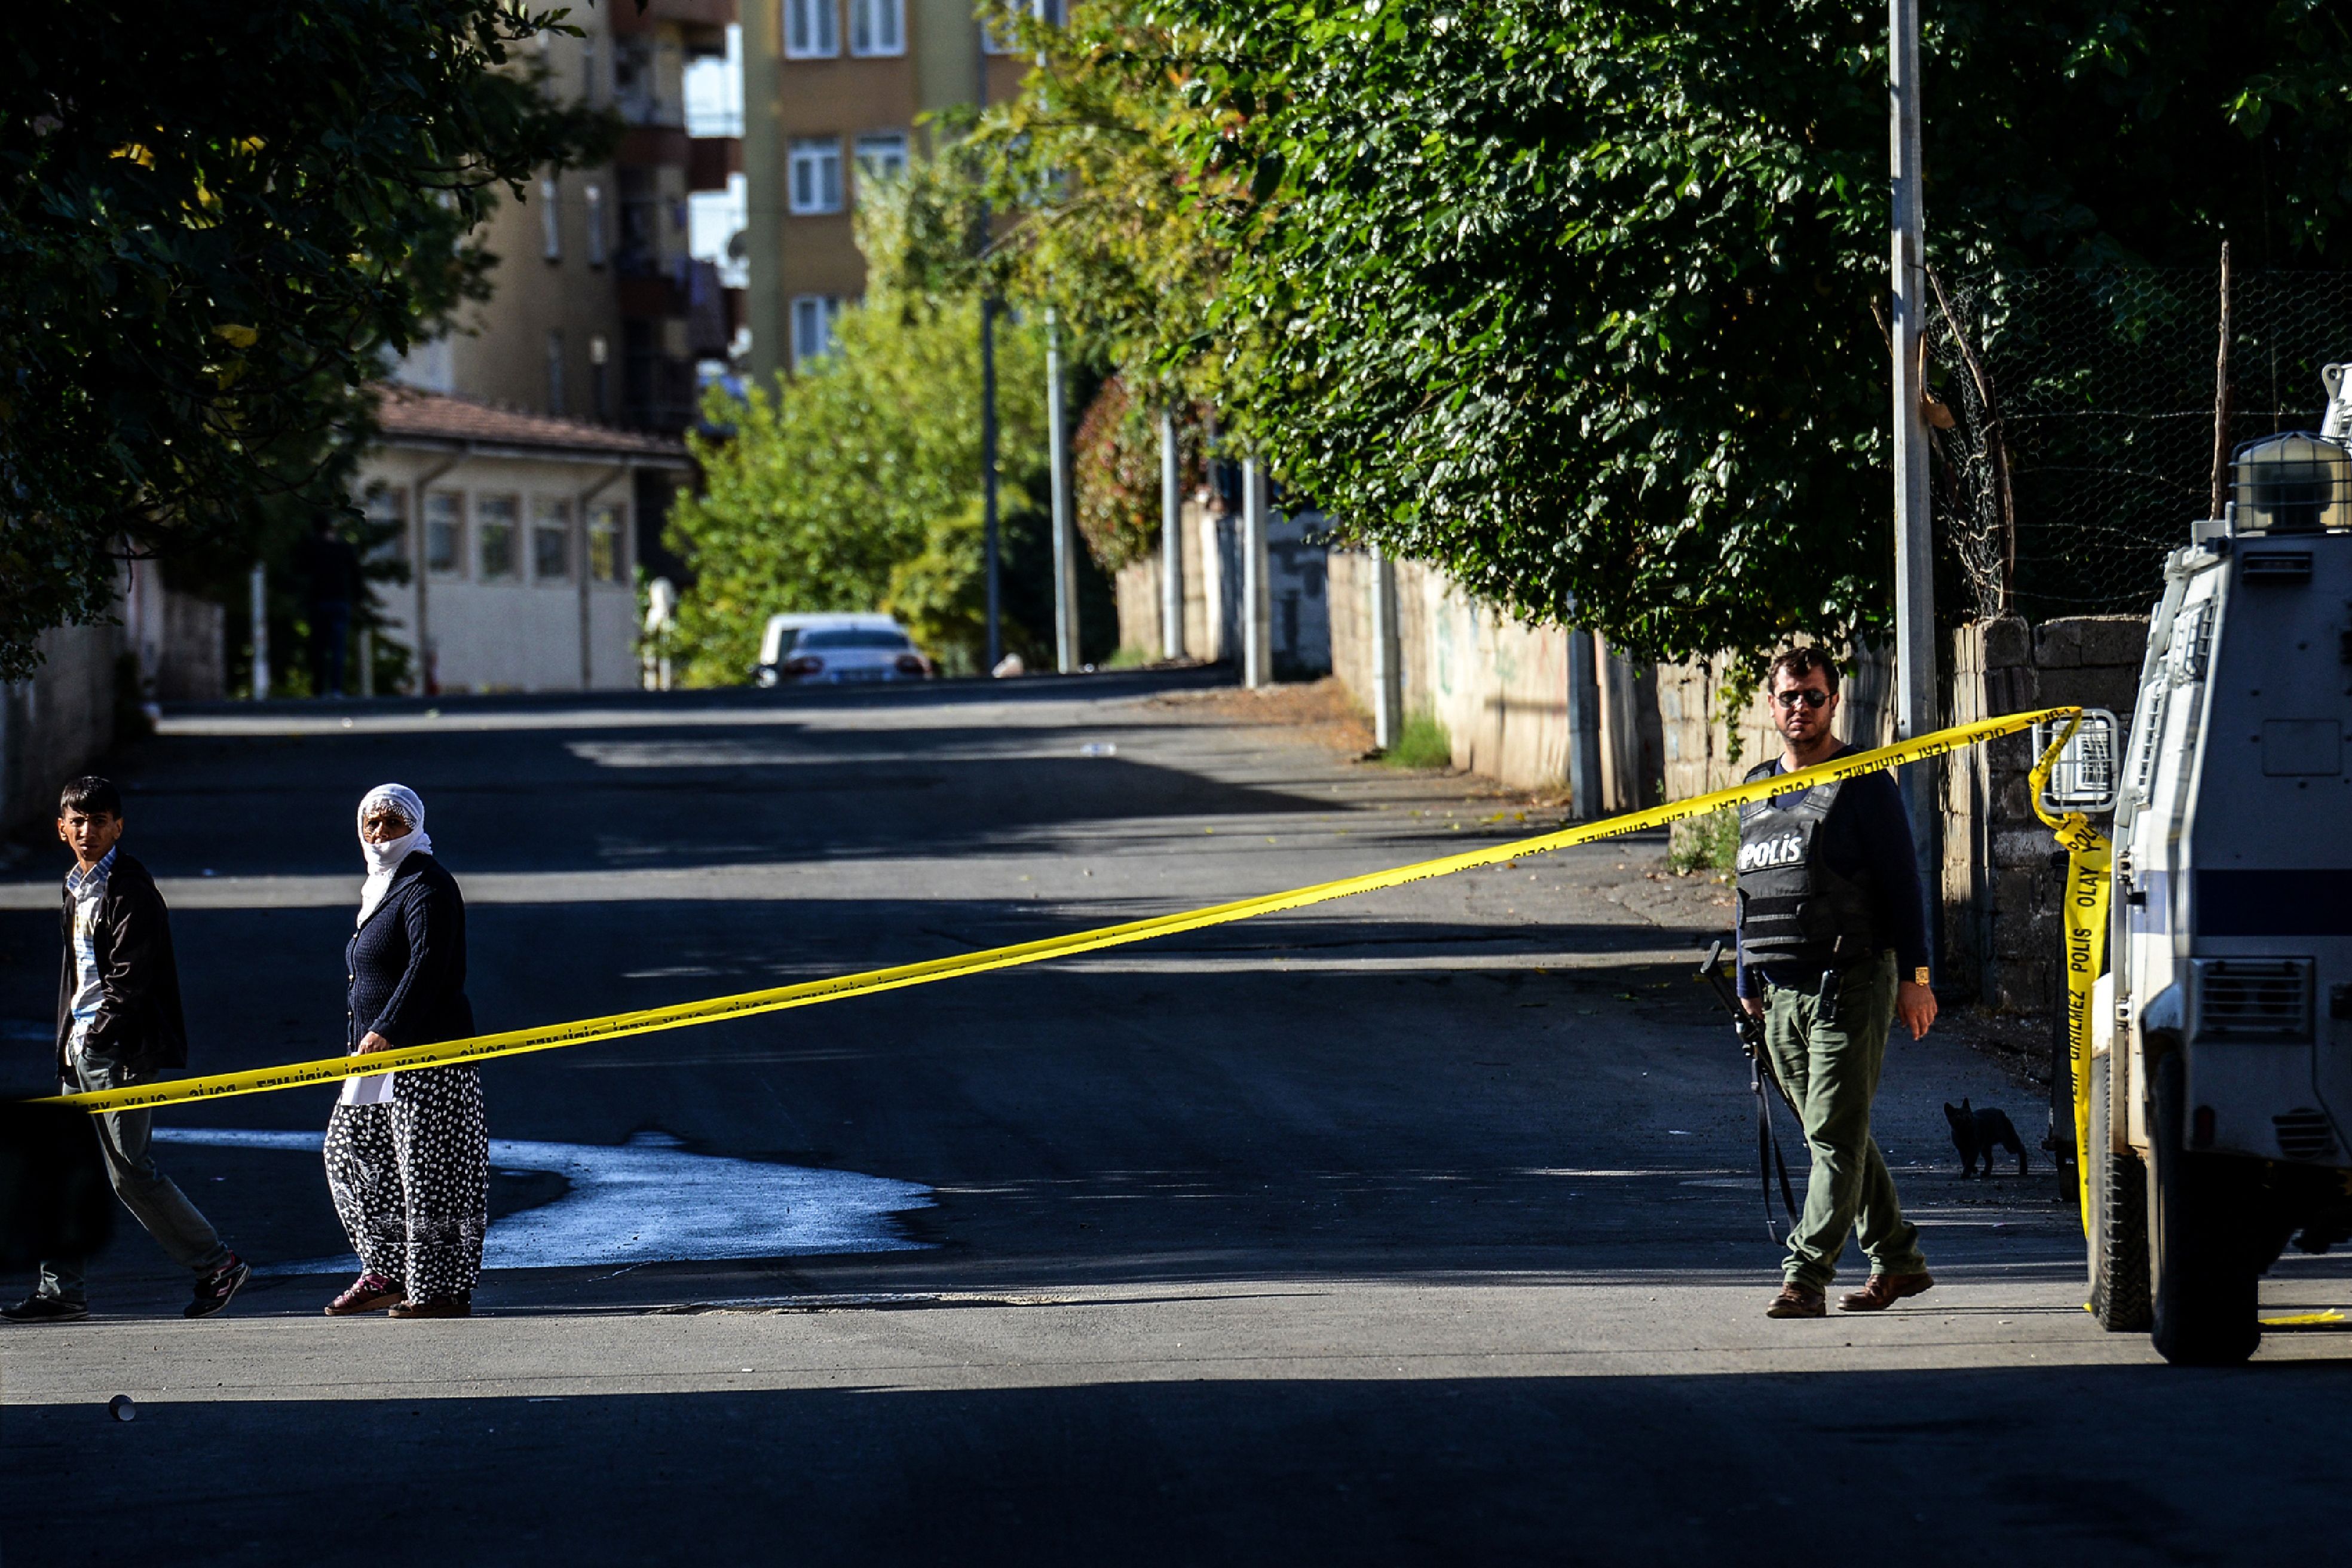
left=1944, top=1099, right=2028, bottom=1178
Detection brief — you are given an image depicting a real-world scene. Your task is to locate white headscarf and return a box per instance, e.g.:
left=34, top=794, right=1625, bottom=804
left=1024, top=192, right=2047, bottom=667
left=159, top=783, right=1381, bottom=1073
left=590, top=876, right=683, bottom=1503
left=356, top=783, right=433, bottom=929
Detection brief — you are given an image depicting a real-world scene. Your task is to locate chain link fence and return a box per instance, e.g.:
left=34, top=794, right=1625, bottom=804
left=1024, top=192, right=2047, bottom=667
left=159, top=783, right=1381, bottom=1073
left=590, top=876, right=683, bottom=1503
left=1927, top=267, right=2352, bottom=623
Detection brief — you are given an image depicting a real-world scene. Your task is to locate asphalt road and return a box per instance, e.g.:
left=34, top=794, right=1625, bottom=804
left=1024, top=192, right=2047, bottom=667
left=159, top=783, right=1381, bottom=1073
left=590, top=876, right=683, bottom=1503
left=4, top=673, right=2350, bottom=1565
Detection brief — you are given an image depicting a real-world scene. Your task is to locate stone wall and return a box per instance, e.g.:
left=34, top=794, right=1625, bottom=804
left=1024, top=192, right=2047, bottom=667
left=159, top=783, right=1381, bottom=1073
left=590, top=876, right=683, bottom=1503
left=1941, top=614, right=2148, bottom=1010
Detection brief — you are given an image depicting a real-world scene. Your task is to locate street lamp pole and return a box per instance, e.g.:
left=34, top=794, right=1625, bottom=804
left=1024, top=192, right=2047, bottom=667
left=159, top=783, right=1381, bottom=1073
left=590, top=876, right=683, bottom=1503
left=1047, top=305, right=1077, bottom=672
left=1889, top=0, right=1937, bottom=879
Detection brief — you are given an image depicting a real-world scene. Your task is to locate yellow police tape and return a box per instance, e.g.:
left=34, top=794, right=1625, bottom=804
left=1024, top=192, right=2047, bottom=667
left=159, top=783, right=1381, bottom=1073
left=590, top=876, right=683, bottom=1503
left=47, top=705, right=2085, bottom=1116
left=2027, top=712, right=2112, bottom=1238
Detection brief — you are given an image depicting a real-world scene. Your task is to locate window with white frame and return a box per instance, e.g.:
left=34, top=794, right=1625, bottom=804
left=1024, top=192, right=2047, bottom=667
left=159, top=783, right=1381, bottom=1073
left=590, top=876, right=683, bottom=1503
left=985, top=0, right=1061, bottom=53
left=365, top=487, right=408, bottom=564
left=477, top=495, right=520, bottom=580
left=531, top=497, right=572, bottom=582
left=853, top=131, right=908, bottom=198
left=584, top=183, right=607, bottom=267
left=848, top=0, right=904, bottom=56
left=425, top=491, right=465, bottom=576
left=788, top=137, right=843, bottom=215
left=791, top=295, right=841, bottom=369
left=539, top=176, right=562, bottom=260
left=783, top=0, right=838, bottom=58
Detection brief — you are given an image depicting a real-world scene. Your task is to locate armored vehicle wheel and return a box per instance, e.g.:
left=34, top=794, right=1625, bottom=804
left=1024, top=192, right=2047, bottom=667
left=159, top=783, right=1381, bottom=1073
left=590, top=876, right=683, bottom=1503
left=2087, top=1054, right=2151, bottom=1332
left=2148, top=1054, right=2262, bottom=1365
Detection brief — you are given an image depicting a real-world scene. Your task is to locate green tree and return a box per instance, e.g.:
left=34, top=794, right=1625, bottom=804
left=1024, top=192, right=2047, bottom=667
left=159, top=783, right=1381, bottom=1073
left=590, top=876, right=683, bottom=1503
left=1, top=1, right=613, bottom=678
left=666, top=201, right=1054, bottom=681
left=968, top=1, right=2352, bottom=661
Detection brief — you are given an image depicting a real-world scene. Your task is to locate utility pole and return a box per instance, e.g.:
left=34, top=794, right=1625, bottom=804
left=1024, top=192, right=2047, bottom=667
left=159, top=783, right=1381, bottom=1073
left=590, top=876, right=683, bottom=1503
left=1889, top=0, right=1938, bottom=883
left=1046, top=306, right=1077, bottom=672
left=249, top=563, right=271, bottom=700
left=976, top=23, right=1002, bottom=673
left=1564, top=611, right=1604, bottom=820
left=1241, top=458, right=1272, bottom=687
left=981, top=296, right=1002, bottom=670
left=1368, top=547, right=1401, bottom=750
left=1160, top=406, right=1184, bottom=660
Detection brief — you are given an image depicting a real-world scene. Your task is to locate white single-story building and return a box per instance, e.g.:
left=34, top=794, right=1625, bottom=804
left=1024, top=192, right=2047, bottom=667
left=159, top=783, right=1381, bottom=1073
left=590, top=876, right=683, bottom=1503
left=354, top=388, right=691, bottom=693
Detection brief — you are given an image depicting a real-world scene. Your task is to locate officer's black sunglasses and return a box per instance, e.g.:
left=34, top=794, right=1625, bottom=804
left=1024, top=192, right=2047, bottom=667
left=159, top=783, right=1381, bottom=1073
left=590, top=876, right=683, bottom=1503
left=1771, top=689, right=1831, bottom=710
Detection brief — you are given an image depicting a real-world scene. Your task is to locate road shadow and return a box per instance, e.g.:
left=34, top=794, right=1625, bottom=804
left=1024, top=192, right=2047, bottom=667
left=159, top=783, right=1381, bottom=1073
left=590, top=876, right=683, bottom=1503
left=8, top=1361, right=2352, bottom=1563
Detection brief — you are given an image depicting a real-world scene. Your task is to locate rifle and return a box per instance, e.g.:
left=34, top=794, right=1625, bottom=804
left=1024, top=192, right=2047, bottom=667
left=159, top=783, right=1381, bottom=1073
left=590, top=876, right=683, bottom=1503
left=1697, top=939, right=1802, bottom=1245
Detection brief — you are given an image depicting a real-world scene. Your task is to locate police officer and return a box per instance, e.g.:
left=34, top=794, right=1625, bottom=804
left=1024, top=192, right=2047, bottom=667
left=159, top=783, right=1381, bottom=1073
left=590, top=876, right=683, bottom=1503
left=1738, top=647, right=1937, bottom=1319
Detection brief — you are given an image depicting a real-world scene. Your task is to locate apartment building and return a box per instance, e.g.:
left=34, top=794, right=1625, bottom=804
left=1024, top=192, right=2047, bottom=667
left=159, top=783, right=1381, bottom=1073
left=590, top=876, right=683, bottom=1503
left=742, top=1, right=1036, bottom=382
left=360, top=2, right=742, bottom=692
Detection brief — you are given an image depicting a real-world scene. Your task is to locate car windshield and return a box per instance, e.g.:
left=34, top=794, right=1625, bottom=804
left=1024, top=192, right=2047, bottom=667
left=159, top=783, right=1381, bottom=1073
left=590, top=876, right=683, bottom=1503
left=796, top=628, right=912, bottom=651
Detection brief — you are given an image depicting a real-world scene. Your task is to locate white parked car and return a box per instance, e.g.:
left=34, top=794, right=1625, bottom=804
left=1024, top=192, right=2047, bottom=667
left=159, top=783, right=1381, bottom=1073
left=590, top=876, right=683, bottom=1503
left=755, top=613, right=934, bottom=687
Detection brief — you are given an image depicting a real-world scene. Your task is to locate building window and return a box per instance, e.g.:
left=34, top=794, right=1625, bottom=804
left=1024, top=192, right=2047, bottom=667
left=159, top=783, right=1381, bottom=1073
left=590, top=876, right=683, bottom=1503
left=545, top=330, right=567, bottom=416
left=783, top=0, right=838, bottom=59
left=363, top=486, right=408, bottom=563
left=848, top=0, right=904, bottom=56
left=540, top=176, right=562, bottom=261
left=791, top=295, right=841, bottom=369
left=532, top=497, right=572, bottom=582
left=584, top=183, right=607, bottom=268
left=477, top=495, right=520, bottom=580
left=853, top=131, right=908, bottom=199
left=788, top=137, right=843, bottom=215
left=589, top=503, right=626, bottom=584
left=425, top=491, right=465, bottom=577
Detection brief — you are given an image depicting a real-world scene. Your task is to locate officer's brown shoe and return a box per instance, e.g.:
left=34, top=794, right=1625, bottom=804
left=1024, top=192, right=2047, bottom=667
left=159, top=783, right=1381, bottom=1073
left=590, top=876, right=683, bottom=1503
left=1838, top=1271, right=1935, bottom=1312
left=1765, top=1283, right=1825, bottom=1319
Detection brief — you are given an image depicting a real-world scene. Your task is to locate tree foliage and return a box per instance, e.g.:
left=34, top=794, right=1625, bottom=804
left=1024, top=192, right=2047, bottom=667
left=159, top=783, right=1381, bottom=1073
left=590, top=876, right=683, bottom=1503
left=666, top=184, right=1054, bottom=682
left=1, top=1, right=612, bottom=678
left=958, top=1, right=2352, bottom=660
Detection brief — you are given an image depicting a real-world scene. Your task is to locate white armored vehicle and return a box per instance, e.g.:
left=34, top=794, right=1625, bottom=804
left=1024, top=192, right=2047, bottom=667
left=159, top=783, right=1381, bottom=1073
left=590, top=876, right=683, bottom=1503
left=2082, top=365, right=2352, bottom=1364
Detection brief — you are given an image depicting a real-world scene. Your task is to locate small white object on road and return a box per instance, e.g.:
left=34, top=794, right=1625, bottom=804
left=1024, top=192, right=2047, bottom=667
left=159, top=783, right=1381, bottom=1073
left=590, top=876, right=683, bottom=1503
left=1079, top=742, right=1116, bottom=757
left=108, top=1395, right=135, bottom=1422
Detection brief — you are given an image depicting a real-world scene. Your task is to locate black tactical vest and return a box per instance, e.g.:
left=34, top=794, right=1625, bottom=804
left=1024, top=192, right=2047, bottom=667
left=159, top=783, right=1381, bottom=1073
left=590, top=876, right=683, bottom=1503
left=1735, top=761, right=1880, bottom=973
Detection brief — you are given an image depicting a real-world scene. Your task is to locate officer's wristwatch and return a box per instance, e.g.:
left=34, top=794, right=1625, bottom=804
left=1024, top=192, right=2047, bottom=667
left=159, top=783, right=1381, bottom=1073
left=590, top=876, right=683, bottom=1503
left=1911, top=967, right=1932, bottom=987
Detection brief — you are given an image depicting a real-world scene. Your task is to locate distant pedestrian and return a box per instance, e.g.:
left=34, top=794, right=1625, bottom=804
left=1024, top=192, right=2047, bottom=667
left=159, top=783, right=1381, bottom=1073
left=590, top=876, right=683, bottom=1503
left=4, top=777, right=249, bottom=1323
left=1737, top=647, right=1938, bottom=1320
left=322, top=785, right=487, bottom=1318
left=294, top=514, right=363, bottom=697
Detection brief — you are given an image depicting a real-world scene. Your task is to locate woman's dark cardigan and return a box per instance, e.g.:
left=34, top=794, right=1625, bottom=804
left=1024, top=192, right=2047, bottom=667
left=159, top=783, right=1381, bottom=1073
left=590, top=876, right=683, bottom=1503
left=347, top=851, right=474, bottom=1052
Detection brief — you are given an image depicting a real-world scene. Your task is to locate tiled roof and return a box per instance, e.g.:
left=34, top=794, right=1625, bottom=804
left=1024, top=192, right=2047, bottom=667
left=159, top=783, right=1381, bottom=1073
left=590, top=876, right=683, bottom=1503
left=372, top=385, right=690, bottom=462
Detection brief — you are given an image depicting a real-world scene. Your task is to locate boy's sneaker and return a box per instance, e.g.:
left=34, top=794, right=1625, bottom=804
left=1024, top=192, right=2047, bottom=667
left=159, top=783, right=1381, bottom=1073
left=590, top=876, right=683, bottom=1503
left=185, top=1254, right=250, bottom=1319
left=2, top=1294, right=90, bottom=1324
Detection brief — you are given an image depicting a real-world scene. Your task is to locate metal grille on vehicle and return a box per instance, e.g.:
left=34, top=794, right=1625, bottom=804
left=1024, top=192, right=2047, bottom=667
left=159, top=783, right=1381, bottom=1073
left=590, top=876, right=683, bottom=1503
left=2192, top=957, right=2315, bottom=1040
left=2274, top=1109, right=2339, bottom=1162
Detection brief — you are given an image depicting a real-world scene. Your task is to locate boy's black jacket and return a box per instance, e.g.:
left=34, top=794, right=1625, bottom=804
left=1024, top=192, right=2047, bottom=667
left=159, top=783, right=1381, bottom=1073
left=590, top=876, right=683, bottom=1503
left=54, top=853, right=189, bottom=1076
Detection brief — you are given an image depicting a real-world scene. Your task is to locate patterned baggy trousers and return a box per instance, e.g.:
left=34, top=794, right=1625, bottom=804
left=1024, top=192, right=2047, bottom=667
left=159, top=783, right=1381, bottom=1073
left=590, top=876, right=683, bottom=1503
left=323, top=1064, right=488, bottom=1300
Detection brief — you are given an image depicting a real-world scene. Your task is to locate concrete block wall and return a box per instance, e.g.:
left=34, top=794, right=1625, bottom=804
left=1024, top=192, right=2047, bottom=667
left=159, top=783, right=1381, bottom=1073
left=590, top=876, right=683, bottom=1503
left=1941, top=614, right=2148, bottom=1010
left=1655, top=647, right=1897, bottom=803
left=0, top=620, right=122, bottom=835
left=1324, top=550, right=1660, bottom=802
left=1111, top=501, right=1331, bottom=676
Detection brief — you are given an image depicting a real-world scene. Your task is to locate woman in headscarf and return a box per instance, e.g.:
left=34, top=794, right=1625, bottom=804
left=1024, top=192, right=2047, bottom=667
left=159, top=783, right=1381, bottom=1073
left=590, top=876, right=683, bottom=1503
left=321, top=784, right=487, bottom=1319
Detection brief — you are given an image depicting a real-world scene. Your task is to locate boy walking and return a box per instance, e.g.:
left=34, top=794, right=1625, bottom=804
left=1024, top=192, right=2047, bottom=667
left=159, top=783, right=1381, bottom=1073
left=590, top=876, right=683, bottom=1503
left=4, top=777, right=247, bottom=1322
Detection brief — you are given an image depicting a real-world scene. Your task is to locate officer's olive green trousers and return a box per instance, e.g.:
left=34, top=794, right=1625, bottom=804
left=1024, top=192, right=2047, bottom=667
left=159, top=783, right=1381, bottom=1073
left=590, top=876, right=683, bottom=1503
left=1762, top=951, right=1927, bottom=1291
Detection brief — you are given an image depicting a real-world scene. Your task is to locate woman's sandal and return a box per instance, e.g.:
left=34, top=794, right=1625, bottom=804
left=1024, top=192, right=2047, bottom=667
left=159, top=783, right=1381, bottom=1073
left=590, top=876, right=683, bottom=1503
left=387, top=1293, right=473, bottom=1319
left=324, top=1272, right=405, bottom=1316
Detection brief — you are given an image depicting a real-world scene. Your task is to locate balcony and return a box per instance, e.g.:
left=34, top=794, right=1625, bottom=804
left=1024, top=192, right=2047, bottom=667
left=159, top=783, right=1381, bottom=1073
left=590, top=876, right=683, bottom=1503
left=687, top=136, right=742, bottom=192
